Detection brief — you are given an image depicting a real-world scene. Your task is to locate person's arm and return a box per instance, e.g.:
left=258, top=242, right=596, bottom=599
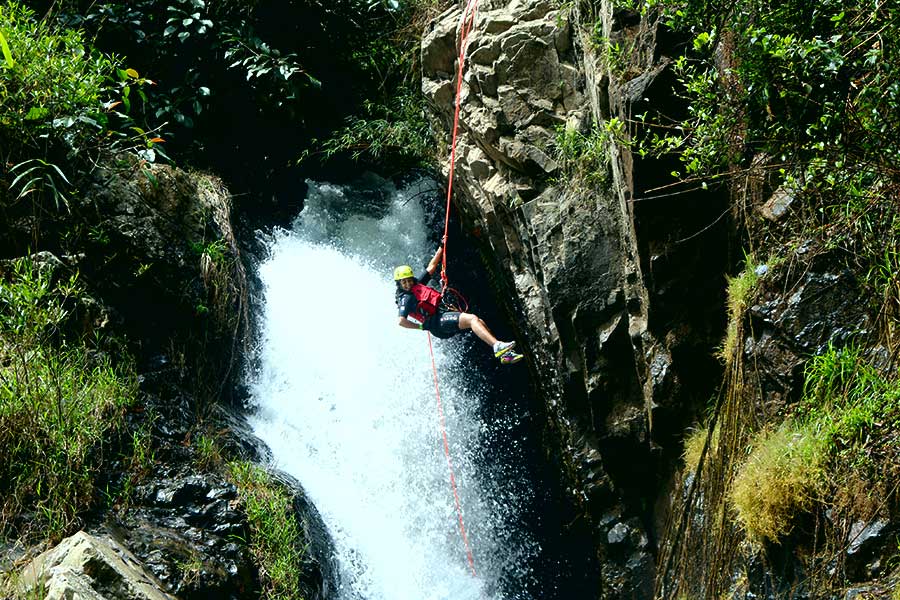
left=397, top=292, right=422, bottom=330
left=425, top=246, right=443, bottom=275
left=398, top=317, right=422, bottom=330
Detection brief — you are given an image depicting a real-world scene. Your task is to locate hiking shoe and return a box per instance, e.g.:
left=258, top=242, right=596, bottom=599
left=500, top=351, right=523, bottom=365
left=493, top=340, right=516, bottom=358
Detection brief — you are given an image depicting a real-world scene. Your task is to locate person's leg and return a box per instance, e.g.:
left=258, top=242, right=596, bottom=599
left=457, top=312, right=499, bottom=347
left=457, top=312, right=522, bottom=363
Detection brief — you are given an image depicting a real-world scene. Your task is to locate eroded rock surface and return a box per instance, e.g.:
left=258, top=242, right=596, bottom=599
left=10, top=531, right=175, bottom=600
left=423, top=1, right=665, bottom=594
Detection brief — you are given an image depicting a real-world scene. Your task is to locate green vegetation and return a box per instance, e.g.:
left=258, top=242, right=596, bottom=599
left=228, top=461, right=307, bottom=600
left=314, top=0, right=448, bottom=168
left=681, top=422, right=717, bottom=473
left=320, top=93, right=435, bottom=166
left=799, top=346, right=900, bottom=460
left=0, top=0, right=451, bottom=206
left=38, top=0, right=448, bottom=184
left=631, top=1, right=900, bottom=323
left=730, top=421, right=826, bottom=542
left=720, top=257, right=759, bottom=365
left=730, top=345, right=900, bottom=544
left=0, top=0, right=159, bottom=221
left=638, top=0, right=900, bottom=183
left=194, top=431, right=223, bottom=470
left=646, top=4, right=900, bottom=592
left=588, top=22, right=640, bottom=80
left=0, top=259, right=137, bottom=540
left=552, top=122, right=611, bottom=189
left=0, top=2, right=117, bottom=156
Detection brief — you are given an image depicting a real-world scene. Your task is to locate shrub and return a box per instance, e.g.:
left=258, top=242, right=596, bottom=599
left=312, top=0, right=447, bottom=168
left=0, top=259, right=137, bottom=540
left=0, top=0, right=160, bottom=216
left=0, top=2, right=121, bottom=161
left=630, top=2, right=900, bottom=330
left=731, top=345, right=900, bottom=544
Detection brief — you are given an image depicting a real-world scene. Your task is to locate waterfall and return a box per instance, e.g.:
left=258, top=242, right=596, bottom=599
left=249, top=175, right=539, bottom=600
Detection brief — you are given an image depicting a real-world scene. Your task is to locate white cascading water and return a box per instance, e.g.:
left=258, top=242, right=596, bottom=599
left=249, top=175, right=539, bottom=600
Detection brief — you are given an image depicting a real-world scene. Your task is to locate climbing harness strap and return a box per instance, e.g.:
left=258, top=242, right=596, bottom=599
left=440, top=285, right=470, bottom=314
left=430, top=0, right=480, bottom=578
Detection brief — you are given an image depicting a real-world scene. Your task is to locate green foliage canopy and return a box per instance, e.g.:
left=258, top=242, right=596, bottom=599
left=0, top=2, right=118, bottom=159
left=0, top=1, right=160, bottom=215
left=639, top=0, right=900, bottom=190
left=48, top=0, right=442, bottom=184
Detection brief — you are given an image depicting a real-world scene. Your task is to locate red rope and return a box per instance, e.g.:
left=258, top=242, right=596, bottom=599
left=431, top=0, right=480, bottom=578
left=440, top=0, right=480, bottom=289
left=427, top=332, right=477, bottom=576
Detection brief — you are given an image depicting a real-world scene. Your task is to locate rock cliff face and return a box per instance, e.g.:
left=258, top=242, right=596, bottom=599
left=423, top=1, right=900, bottom=598
left=422, top=1, right=729, bottom=596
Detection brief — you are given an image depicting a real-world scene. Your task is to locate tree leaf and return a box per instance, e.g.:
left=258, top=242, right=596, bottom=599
left=45, top=162, right=72, bottom=185
left=14, top=177, right=43, bottom=199
left=25, top=106, right=49, bottom=121
left=0, top=28, right=14, bottom=68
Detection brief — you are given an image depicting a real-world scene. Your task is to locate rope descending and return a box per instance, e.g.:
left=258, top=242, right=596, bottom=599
left=440, top=0, right=480, bottom=290
left=430, top=0, right=480, bottom=578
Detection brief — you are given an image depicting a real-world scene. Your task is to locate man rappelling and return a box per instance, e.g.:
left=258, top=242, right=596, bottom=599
left=394, top=245, right=523, bottom=365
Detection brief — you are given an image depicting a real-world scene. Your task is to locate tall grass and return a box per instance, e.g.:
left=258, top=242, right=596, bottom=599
left=0, top=259, right=137, bottom=540
left=228, top=461, right=307, bottom=600
left=730, top=345, right=900, bottom=544
left=552, top=123, right=611, bottom=190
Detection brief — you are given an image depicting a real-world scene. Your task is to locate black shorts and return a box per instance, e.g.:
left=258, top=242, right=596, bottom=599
left=426, top=311, right=462, bottom=339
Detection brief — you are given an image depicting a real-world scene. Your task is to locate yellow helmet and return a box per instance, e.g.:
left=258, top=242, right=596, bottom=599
left=393, top=265, right=414, bottom=281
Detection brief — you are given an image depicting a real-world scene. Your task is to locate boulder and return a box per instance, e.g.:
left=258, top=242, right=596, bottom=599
left=10, top=531, right=174, bottom=600
left=846, top=519, right=891, bottom=581
left=80, top=157, right=246, bottom=363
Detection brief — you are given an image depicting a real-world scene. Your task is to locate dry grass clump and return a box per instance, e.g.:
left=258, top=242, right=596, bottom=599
left=720, top=261, right=759, bottom=365
left=682, top=423, right=719, bottom=473
left=729, top=422, right=826, bottom=543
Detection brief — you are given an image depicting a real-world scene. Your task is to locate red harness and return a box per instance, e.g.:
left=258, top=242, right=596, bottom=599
left=408, top=283, right=442, bottom=323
